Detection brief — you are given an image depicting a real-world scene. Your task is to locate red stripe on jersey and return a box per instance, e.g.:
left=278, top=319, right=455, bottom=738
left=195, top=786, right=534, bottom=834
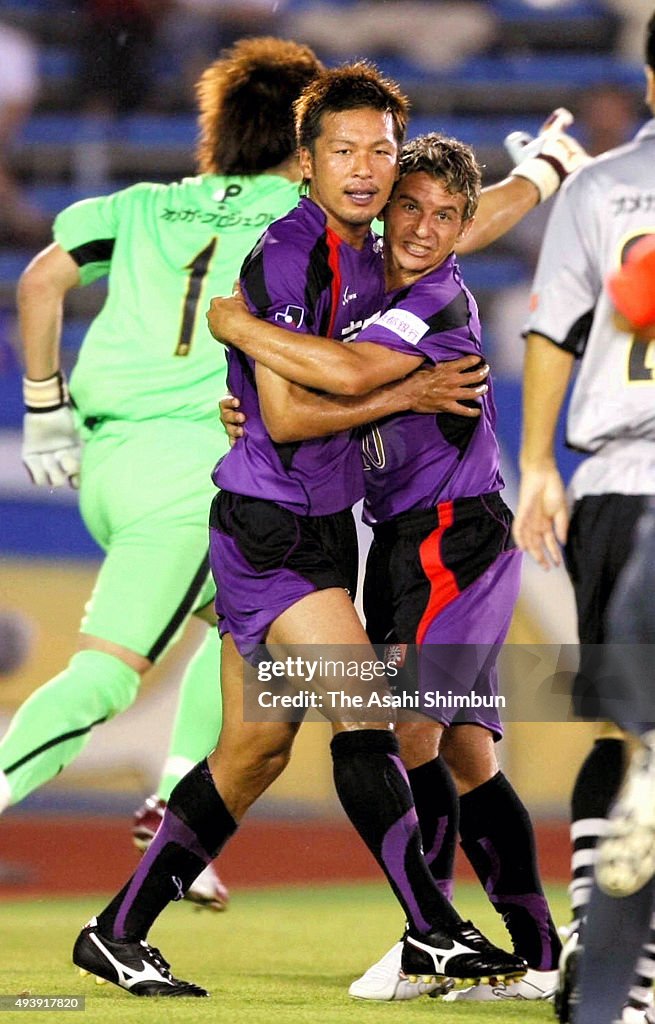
left=325, top=227, right=343, bottom=339
left=416, top=501, right=461, bottom=645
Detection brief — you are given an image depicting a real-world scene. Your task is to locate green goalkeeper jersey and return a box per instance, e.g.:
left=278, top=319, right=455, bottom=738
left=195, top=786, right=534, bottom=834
left=54, top=173, right=300, bottom=426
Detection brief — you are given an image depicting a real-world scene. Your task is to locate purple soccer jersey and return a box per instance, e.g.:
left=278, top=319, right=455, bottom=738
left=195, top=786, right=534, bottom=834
left=357, top=254, right=504, bottom=526
left=213, top=198, right=385, bottom=516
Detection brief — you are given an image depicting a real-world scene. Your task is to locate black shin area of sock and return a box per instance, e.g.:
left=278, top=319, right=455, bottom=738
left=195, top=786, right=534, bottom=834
left=571, top=738, right=626, bottom=821
left=459, top=771, right=560, bottom=969
left=97, top=760, right=236, bottom=940
left=408, top=757, right=458, bottom=899
left=331, top=729, right=460, bottom=933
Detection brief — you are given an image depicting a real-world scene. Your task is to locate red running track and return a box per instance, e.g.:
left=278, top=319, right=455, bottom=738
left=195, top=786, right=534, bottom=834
left=0, top=816, right=570, bottom=898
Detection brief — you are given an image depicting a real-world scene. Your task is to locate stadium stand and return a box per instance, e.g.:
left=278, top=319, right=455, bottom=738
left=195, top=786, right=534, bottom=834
left=0, top=0, right=647, bottom=558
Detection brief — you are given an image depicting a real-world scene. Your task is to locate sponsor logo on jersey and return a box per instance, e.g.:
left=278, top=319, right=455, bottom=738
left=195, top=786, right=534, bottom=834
left=212, top=184, right=243, bottom=203
left=342, top=285, right=358, bottom=306
left=275, top=305, right=305, bottom=328
left=341, top=311, right=381, bottom=343
left=376, top=309, right=429, bottom=346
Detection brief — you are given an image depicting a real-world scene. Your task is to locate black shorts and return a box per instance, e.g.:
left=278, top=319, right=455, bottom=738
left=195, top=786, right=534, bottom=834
left=363, top=491, right=516, bottom=645
left=564, top=492, right=648, bottom=716
left=209, top=490, right=358, bottom=657
left=362, top=493, right=520, bottom=735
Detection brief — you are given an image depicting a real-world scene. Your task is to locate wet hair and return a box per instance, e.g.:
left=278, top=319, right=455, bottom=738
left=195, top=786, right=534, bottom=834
left=294, top=60, right=409, bottom=154
left=396, top=132, right=481, bottom=221
left=195, top=37, right=324, bottom=175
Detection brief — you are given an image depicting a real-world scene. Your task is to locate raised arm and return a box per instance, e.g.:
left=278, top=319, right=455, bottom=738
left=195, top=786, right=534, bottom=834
left=456, top=175, right=539, bottom=255
left=457, top=114, right=590, bottom=254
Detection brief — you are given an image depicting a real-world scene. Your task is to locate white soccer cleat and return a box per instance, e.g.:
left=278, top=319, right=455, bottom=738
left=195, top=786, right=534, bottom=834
left=185, top=861, right=230, bottom=912
left=348, top=940, right=451, bottom=1001
left=621, top=1004, right=649, bottom=1024
left=441, top=966, right=558, bottom=1001
left=597, top=735, right=655, bottom=898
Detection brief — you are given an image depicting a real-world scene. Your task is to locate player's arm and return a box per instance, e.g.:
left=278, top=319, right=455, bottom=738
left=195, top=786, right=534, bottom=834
left=208, top=294, right=422, bottom=394
left=256, top=359, right=488, bottom=443
left=18, top=243, right=83, bottom=488
left=457, top=176, right=539, bottom=255
left=457, top=109, right=590, bottom=255
left=512, top=332, right=575, bottom=570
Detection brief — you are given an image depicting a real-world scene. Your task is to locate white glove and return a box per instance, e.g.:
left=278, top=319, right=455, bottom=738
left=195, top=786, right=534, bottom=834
left=506, top=108, right=592, bottom=202
left=22, top=373, right=82, bottom=488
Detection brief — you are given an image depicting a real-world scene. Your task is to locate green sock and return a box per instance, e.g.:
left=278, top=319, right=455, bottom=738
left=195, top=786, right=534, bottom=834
left=0, top=649, right=139, bottom=806
left=157, top=627, right=223, bottom=802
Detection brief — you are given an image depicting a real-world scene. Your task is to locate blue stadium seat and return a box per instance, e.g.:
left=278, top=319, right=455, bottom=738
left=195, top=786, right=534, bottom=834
left=458, top=254, right=530, bottom=292
left=38, top=46, right=76, bottom=81
left=408, top=114, right=544, bottom=146
left=0, top=250, right=33, bottom=285
left=489, top=0, right=608, bottom=17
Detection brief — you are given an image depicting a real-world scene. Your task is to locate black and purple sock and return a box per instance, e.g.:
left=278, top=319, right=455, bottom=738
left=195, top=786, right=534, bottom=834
left=331, top=729, right=461, bottom=935
left=408, top=756, right=458, bottom=902
left=96, top=760, right=236, bottom=941
left=459, top=771, right=560, bottom=970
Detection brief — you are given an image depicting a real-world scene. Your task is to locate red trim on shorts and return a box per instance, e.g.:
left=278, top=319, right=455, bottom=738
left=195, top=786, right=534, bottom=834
left=416, top=500, right=461, bottom=645
left=325, top=227, right=342, bottom=339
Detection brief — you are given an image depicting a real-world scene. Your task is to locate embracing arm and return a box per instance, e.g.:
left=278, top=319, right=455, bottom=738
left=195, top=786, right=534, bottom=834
left=257, top=359, right=488, bottom=443
left=512, top=332, right=575, bottom=569
left=208, top=294, right=421, bottom=395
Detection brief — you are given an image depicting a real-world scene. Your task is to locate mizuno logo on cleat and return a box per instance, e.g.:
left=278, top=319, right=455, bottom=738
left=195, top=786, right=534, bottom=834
left=89, top=933, right=174, bottom=990
left=406, top=935, right=475, bottom=974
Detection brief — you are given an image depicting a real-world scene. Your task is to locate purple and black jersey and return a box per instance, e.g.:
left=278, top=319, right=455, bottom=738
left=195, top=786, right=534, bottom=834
left=358, top=253, right=503, bottom=525
left=213, top=198, right=385, bottom=516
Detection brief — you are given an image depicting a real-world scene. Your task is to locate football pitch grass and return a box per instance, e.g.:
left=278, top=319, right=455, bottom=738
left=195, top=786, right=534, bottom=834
left=1, top=881, right=568, bottom=1024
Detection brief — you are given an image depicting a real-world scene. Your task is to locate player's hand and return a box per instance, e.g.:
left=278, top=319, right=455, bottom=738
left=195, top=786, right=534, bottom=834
left=207, top=293, right=251, bottom=346
left=403, top=355, right=489, bottom=416
left=512, top=464, right=569, bottom=570
left=22, top=406, right=82, bottom=488
left=507, top=107, right=591, bottom=202
left=219, top=394, right=245, bottom=446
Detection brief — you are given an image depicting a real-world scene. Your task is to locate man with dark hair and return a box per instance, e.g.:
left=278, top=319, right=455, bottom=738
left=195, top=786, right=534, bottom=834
left=211, top=130, right=560, bottom=1004
left=0, top=37, right=326, bottom=910
left=69, top=60, right=585, bottom=995
left=513, top=10, right=655, bottom=1022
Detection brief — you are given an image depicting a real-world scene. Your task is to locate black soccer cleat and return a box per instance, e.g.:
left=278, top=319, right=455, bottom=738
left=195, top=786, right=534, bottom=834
left=72, top=918, right=209, bottom=997
left=401, top=919, right=527, bottom=987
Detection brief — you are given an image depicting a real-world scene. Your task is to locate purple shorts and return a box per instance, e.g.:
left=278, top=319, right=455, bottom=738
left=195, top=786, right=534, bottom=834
left=364, top=493, right=522, bottom=736
left=209, top=490, right=358, bottom=661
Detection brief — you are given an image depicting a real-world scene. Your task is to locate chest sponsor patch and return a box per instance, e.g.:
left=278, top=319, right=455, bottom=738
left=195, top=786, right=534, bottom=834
left=376, top=308, right=429, bottom=346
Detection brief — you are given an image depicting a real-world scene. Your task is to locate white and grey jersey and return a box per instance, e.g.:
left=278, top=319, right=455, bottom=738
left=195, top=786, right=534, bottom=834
left=524, top=119, right=655, bottom=499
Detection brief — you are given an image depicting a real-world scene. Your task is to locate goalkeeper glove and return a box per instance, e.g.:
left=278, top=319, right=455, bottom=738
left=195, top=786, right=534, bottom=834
left=22, top=372, right=82, bottom=488
left=506, top=107, right=591, bottom=202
